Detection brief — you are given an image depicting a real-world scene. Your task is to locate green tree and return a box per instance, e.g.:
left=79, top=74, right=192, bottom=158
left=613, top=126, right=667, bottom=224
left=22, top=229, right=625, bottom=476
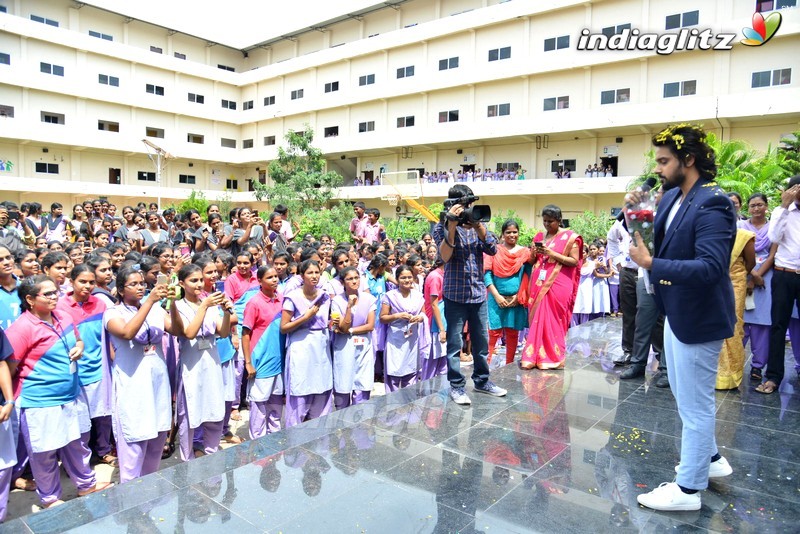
left=568, top=210, right=615, bottom=244
left=165, top=190, right=209, bottom=219
left=253, top=127, right=343, bottom=216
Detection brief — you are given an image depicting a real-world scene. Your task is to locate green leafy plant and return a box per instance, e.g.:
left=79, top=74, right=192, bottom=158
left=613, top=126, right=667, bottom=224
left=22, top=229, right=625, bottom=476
left=253, top=127, right=343, bottom=217
left=164, top=190, right=209, bottom=220
left=490, top=209, right=537, bottom=245
left=568, top=210, right=615, bottom=244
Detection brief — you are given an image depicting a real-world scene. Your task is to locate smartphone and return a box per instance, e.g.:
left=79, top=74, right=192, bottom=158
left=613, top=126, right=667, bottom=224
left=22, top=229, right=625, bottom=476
left=180, top=246, right=190, bottom=256
left=214, top=280, right=225, bottom=293
left=7, top=211, right=18, bottom=221
left=534, top=241, right=543, bottom=247
left=156, top=274, right=168, bottom=286
left=268, top=231, right=278, bottom=242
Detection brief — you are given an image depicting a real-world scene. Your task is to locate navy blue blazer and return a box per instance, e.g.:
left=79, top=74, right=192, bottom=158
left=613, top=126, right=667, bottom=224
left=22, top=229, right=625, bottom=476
left=650, top=179, right=737, bottom=344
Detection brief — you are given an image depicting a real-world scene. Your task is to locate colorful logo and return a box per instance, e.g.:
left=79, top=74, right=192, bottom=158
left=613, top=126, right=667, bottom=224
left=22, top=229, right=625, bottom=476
left=741, top=12, right=782, bottom=46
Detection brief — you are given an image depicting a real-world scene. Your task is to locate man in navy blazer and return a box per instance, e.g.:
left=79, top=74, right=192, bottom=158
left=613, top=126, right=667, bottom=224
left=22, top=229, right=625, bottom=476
left=628, top=124, right=737, bottom=512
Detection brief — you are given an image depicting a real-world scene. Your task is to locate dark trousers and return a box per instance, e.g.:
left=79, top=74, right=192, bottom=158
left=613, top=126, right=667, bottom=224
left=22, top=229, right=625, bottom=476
left=765, top=270, right=800, bottom=384
left=629, top=276, right=665, bottom=371
left=444, top=298, right=491, bottom=389
left=618, top=268, right=638, bottom=355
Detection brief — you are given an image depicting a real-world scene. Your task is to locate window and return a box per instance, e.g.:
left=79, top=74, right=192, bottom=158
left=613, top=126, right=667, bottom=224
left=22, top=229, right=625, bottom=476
left=179, top=174, right=196, bottom=185
left=264, top=136, right=276, bottom=146
left=324, top=81, right=339, bottom=93
left=396, top=66, right=415, bottom=79
left=187, top=133, right=204, bottom=144
left=438, top=110, right=459, bottom=123
left=488, top=46, right=511, bottom=61
left=137, top=171, right=156, bottom=182
left=150, top=46, right=163, bottom=54
left=41, top=112, right=65, bottom=125
left=752, top=68, right=792, bottom=87
left=144, top=126, right=164, bottom=139
left=221, top=138, right=236, bottom=148
left=666, top=10, right=699, bottom=30
left=30, top=14, right=58, bottom=27
left=221, top=99, right=237, bottom=110
left=264, top=95, right=276, bottom=106
left=40, top=62, right=64, bottom=76
left=358, top=121, right=375, bottom=133
left=217, top=64, right=235, bottom=72
left=757, top=0, right=797, bottom=11
left=291, top=89, right=304, bottom=100
left=98, top=120, right=119, bottom=132
left=35, top=162, right=59, bottom=174
left=243, top=139, right=253, bottom=149
left=663, top=80, right=697, bottom=98
left=544, top=35, right=570, bottom=51
left=439, top=57, right=459, bottom=70
left=89, top=30, right=113, bottom=41
left=324, top=126, right=339, bottom=137
left=487, top=103, right=511, bottom=117
left=600, top=88, right=630, bottom=104
left=98, top=74, right=119, bottom=86
left=397, top=116, right=415, bottom=128
left=145, top=127, right=164, bottom=138
left=543, top=96, right=570, bottom=111
left=226, top=179, right=238, bottom=189
left=359, top=74, right=375, bottom=86
left=0, top=53, right=9, bottom=65
left=188, top=93, right=204, bottom=104
left=550, top=160, right=577, bottom=172
left=243, top=100, right=254, bottom=110
left=601, top=23, right=632, bottom=37
left=0, top=105, right=14, bottom=118
left=174, top=52, right=186, bottom=60
left=146, top=84, right=164, bottom=96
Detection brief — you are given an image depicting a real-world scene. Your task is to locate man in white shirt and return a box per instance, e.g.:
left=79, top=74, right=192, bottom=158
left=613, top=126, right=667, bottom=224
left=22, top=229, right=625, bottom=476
left=759, top=176, right=800, bottom=394
left=606, top=218, right=637, bottom=364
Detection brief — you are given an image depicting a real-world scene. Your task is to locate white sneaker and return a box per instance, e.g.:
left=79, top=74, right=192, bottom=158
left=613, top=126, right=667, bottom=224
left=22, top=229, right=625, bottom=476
left=674, top=456, right=733, bottom=478
left=449, top=387, right=471, bottom=405
left=637, top=482, right=701, bottom=511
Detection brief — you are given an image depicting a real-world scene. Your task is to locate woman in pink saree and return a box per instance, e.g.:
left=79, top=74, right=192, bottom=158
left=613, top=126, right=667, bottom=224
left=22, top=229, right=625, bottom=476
left=521, top=205, right=583, bottom=370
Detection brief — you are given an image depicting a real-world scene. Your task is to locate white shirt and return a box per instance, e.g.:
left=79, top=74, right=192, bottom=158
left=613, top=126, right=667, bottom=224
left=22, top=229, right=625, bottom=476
left=768, top=202, right=800, bottom=271
left=606, top=220, right=637, bottom=269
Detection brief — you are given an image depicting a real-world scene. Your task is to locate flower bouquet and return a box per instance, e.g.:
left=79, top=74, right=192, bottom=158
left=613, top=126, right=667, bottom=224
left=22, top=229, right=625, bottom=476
left=624, top=191, right=656, bottom=256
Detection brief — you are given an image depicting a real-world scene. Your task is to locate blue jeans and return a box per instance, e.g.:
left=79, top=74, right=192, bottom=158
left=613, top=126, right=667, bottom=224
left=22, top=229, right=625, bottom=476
left=664, top=318, right=723, bottom=490
left=443, top=298, right=491, bottom=389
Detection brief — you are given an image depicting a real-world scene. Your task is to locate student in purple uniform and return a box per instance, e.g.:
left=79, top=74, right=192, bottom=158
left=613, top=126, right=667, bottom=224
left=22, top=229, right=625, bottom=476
left=331, top=267, right=377, bottom=408
left=104, top=265, right=182, bottom=483
left=0, top=327, right=15, bottom=522
left=380, top=265, right=429, bottom=391
left=243, top=266, right=285, bottom=438
left=7, top=275, right=113, bottom=508
left=174, top=264, right=231, bottom=461
left=280, top=260, right=333, bottom=427
left=56, top=265, right=115, bottom=467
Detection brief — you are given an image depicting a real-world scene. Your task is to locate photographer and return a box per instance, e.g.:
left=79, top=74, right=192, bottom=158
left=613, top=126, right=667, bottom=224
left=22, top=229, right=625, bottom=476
left=433, top=185, right=506, bottom=405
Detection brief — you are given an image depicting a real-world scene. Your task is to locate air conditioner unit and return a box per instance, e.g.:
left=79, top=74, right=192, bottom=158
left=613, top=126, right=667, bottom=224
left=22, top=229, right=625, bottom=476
left=395, top=201, right=408, bottom=215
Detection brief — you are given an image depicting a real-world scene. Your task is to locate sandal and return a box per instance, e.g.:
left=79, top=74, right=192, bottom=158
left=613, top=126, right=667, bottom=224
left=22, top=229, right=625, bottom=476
left=14, top=477, right=36, bottom=491
left=222, top=432, right=245, bottom=444
left=230, top=409, right=242, bottom=421
left=161, top=440, right=175, bottom=459
left=99, top=454, right=118, bottom=467
left=750, top=367, right=763, bottom=381
left=78, top=481, right=115, bottom=497
left=755, top=381, right=777, bottom=395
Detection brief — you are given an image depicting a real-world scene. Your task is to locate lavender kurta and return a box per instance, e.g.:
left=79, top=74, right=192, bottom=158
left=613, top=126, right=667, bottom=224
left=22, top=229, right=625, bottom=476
left=331, top=292, right=377, bottom=393
left=176, top=300, right=225, bottom=428
left=381, top=289, right=430, bottom=377
left=104, top=304, right=172, bottom=443
left=283, top=289, right=333, bottom=396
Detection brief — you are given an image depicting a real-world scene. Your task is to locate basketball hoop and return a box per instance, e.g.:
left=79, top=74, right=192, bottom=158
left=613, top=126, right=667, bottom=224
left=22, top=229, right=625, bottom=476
left=382, top=194, right=401, bottom=206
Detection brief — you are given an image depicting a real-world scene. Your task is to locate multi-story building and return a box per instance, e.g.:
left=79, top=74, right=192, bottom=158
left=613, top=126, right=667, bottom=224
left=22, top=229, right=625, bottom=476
left=0, top=0, right=798, bottom=225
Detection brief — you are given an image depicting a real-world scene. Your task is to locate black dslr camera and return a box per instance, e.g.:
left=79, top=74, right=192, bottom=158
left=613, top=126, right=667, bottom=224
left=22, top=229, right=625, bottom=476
left=442, top=195, right=491, bottom=225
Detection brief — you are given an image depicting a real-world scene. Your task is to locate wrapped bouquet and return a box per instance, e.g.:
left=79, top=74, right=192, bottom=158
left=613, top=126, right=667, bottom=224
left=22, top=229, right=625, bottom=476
left=624, top=191, right=656, bottom=256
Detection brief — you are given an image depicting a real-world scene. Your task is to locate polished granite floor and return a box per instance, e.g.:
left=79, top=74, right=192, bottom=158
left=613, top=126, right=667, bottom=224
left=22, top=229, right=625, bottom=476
left=4, top=317, right=800, bottom=533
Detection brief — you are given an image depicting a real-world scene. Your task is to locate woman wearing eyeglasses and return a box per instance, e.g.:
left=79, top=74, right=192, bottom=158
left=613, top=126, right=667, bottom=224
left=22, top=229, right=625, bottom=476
left=56, top=264, right=115, bottom=467
left=6, top=275, right=113, bottom=508
left=103, top=265, right=182, bottom=482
